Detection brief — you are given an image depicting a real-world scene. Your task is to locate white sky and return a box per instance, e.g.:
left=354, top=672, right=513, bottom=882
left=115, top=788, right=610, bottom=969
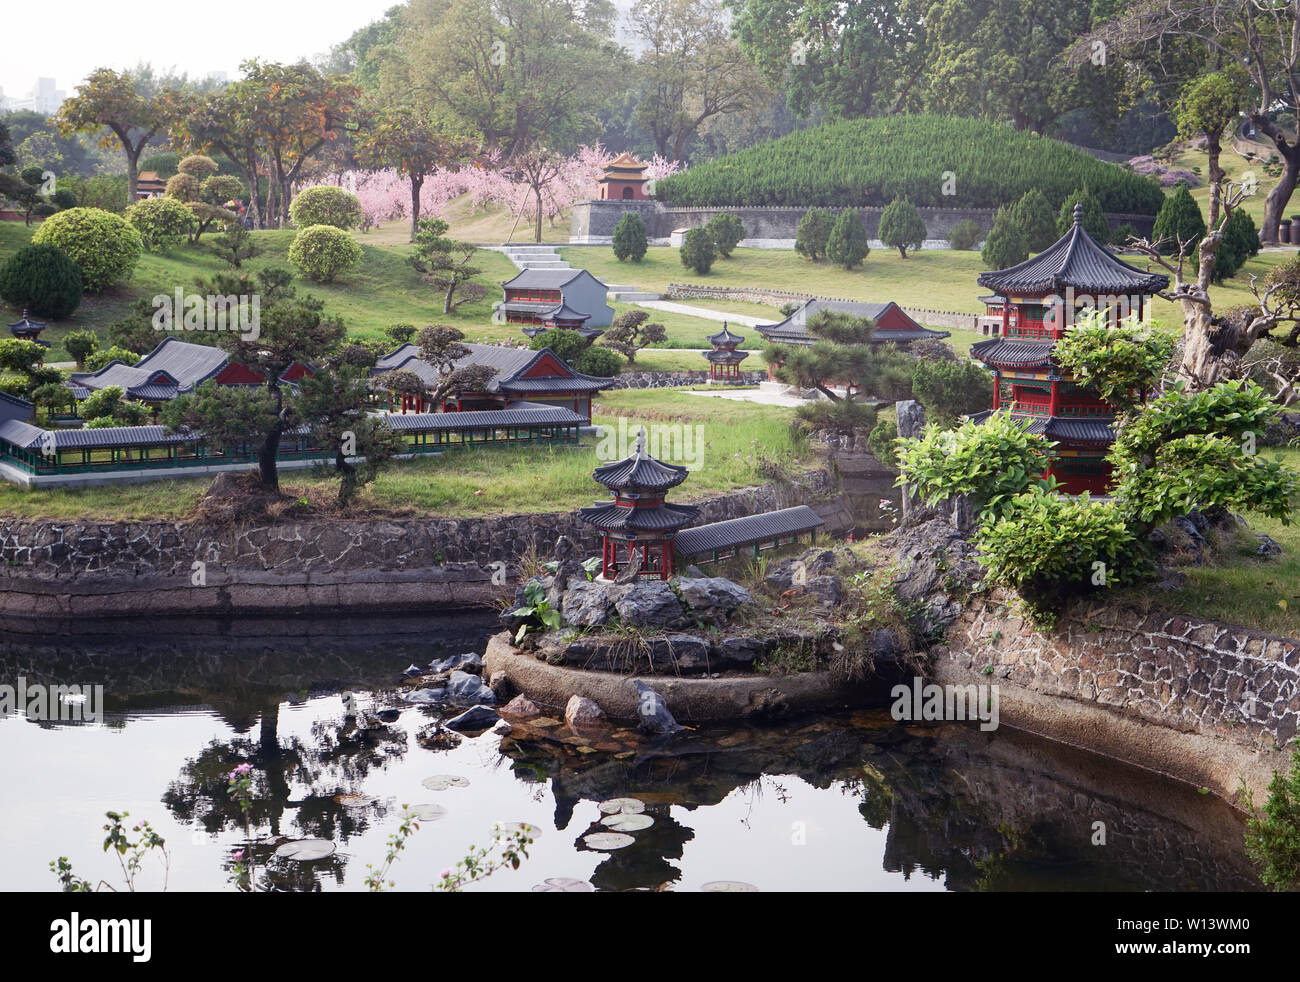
left=1, top=0, right=403, bottom=100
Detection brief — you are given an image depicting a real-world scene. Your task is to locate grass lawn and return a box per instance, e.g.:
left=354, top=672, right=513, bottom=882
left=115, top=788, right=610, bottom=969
left=0, top=388, right=806, bottom=521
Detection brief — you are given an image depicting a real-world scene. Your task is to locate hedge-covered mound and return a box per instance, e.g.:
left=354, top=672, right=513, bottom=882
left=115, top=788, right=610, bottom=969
left=653, top=115, right=1164, bottom=215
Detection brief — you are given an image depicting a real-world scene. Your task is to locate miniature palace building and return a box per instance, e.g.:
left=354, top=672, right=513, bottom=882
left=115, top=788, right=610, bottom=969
left=703, top=322, right=749, bottom=380
left=580, top=428, right=702, bottom=580
left=8, top=311, right=47, bottom=346
left=596, top=152, right=650, bottom=201
left=968, top=203, right=1170, bottom=494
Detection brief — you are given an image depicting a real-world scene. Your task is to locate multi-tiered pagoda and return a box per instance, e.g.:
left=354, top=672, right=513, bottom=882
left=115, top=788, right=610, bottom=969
left=8, top=311, right=47, bottom=346
left=579, top=428, right=701, bottom=580
left=703, top=322, right=749, bottom=381
left=967, top=204, right=1169, bottom=494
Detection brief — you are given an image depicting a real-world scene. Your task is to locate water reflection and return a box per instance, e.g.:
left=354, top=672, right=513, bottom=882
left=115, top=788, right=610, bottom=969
left=0, top=616, right=1263, bottom=892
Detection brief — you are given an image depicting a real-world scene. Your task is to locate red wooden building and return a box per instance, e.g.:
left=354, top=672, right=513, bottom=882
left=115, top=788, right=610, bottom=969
left=968, top=204, right=1170, bottom=494
left=580, top=427, right=701, bottom=580
left=703, top=322, right=750, bottom=380
left=597, top=152, right=650, bottom=200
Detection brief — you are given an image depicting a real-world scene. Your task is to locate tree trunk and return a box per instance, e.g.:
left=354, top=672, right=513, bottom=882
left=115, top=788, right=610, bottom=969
left=1178, top=304, right=1252, bottom=388
left=533, top=186, right=543, bottom=243
left=335, top=448, right=357, bottom=506
left=1206, top=137, right=1225, bottom=228
left=259, top=394, right=283, bottom=491
left=410, top=175, right=423, bottom=242
left=125, top=145, right=141, bottom=208
left=443, top=281, right=455, bottom=315
left=1261, top=151, right=1300, bottom=245
left=280, top=176, right=293, bottom=228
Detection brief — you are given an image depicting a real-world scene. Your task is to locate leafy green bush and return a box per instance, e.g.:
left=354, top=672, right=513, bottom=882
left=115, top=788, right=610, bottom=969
left=793, top=398, right=877, bottom=436
left=1110, top=222, right=1140, bottom=248
left=612, top=212, right=647, bottom=262
left=895, top=411, right=1056, bottom=517
left=1010, top=188, right=1058, bottom=252
left=1151, top=182, right=1205, bottom=257
left=290, top=186, right=363, bottom=230
left=83, top=346, right=143, bottom=373
left=59, top=175, right=130, bottom=213
left=1053, top=315, right=1176, bottom=412
left=976, top=489, right=1135, bottom=592
left=911, top=360, right=993, bottom=426
left=867, top=417, right=899, bottom=471
left=529, top=327, right=588, bottom=362
left=680, top=228, right=716, bottom=275
left=62, top=330, right=98, bottom=369
left=705, top=212, right=746, bottom=257
left=288, top=224, right=362, bottom=282
left=980, top=205, right=1028, bottom=269
left=826, top=208, right=868, bottom=269
left=795, top=207, right=832, bottom=261
left=575, top=345, right=623, bottom=377
left=947, top=219, right=983, bottom=251
left=31, top=207, right=142, bottom=292
left=0, top=243, right=83, bottom=319
left=878, top=197, right=926, bottom=257
left=1243, top=749, right=1300, bottom=892
left=1213, top=208, right=1260, bottom=282
left=653, top=115, right=1165, bottom=213
left=126, top=196, right=199, bottom=251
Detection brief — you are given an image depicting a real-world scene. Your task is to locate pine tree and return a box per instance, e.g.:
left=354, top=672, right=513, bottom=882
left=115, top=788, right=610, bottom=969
left=1056, top=186, right=1110, bottom=242
left=680, top=228, right=716, bottom=274
left=1011, top=188, right=1057, bottom=252
left=612, top=212, right=647, bottom=263
left=1212, top=208, right=1260, bottom=282
left=826, top=208, right=869, bottom=269
left=981, top=205, right=1028, bottom=269
left=878, top=197, right=926, bottom=258
left=1151, top=182, right=1207, bottom=258
left=795, top=207, right=833, bottom=261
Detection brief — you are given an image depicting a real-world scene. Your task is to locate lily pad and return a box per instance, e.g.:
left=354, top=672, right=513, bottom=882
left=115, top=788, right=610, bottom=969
left=498, top=821, right=542, bottom=838
left=421, top=775, right=470, bottom=791
left=334, top=793, right=375, bottom=808
left=597, top=797, right=646, bottom=815
left=701, top=880, right=759, bottom=892
left=273, top=839, right=336, bottom=861
left=409, top=804, right=449, bottom=822
left=582, top=832, right=636, bottom=851
left=532, top=877, right=594, bottom=892
left=600, top=812, right=653, bottom=832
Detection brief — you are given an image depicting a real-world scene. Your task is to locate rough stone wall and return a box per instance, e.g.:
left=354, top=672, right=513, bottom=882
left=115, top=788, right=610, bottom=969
left=608, top=369, right=768, bottom=389
left=941, top=591, right=1300, bottom=751
left=572, top=200, right=1156, bottom=243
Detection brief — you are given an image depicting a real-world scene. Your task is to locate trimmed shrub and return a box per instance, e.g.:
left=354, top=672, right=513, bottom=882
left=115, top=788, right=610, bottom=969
left=826, top=208, right=869, bottom=269
left=912, top=359, right=994, bottom=426
left=83, top=346, right=143, bottom=373
left=288, top=225, right=362, bottom=282
left=176, top=154, right=219, bottom=179
left=867, top=417, right=900, bottom=471
left=680, top=228, right=716, bottom=275
left=1057, top=186, right=1110, bottom=242
left=290, top=186, right=363, bottom=230
left=705, top=212, right=746, bottom=257
left=612, top=212, right=647, bottom=262
left=32, top=207, right=142, bottom=292
left=981, top=205, right=1028, bottom=269
left=126, top=196, right=199, bottom=251
left=529, top=328, right=589, bottom=362
left=62, top=329, right=98, bottom=369
left=795, top=207, right=833, bottom=261
left=0, top=243, right=83, bottom=319
left=1010, top=188, right=1058, bottom=252
left=947, top=219, right=983, bottom=251
left=575, top=345, right=624, bottom=377
left=1213, top=208, right=1260, bottom=282
left=1151, top=182, right=1206, bottom=257
left=878, top=197, right=926, bottom=257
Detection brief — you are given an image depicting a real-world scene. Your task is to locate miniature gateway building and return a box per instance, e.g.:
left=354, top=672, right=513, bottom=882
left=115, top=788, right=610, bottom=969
left=703, top=322, right=749, bottom=381
left=968, top=203, right=1170, bottom=494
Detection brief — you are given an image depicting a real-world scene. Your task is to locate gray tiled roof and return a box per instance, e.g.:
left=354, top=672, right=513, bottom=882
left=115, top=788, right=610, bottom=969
left=978, top=204, right=1170, bottom=296
left=383, top=407, right=584, bottom=431
left=70, top=336, right=231, bottom=396
left=501, top=268, right=591, bottom=290
left=0, top=391, right=34, bottom=423
left=970, top=338, right=1056, bottom=368
left=578, top=501, right=701, bottom=532
left=757, top=299, right=950, bottom=344
left=373, top=343, right=613, bottom=395
left=674, top=506, right=824, bottom=556
left=968, top=410, right=1115, bottom=444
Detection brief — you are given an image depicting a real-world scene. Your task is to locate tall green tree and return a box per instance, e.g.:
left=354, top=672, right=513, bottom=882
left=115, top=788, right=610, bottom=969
left=878, top=197, right=925, bottom=258
left=1151, top=182, right=1206, bottom=258
left=1010, top=188, right=1058, bottom=252
left=826, top=208, right=868, bottom=269
left=1175, top=68, right=1247, bottom=227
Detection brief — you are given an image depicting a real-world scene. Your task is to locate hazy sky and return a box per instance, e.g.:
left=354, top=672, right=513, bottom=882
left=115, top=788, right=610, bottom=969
left=2, top=0, right=402, bottom=100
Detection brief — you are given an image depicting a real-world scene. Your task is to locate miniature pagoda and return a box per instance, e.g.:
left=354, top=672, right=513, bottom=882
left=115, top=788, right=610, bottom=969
left=8, top=311, right=47, bottom=346
left=968, top=203, right=1170, bottom=494
left=597, top=152, right=650, bottom=201
left=579, top=427, right=701, bottom=580
left=704, top=322, right=749, bottom=381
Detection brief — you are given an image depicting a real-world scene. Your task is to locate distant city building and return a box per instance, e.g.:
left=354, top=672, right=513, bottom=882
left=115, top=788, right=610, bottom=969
left=1, top=77, right=67, bottom=115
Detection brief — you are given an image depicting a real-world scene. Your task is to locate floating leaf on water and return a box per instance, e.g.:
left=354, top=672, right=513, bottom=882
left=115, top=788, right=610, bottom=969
left=582, top=832, right=636, bottom=851
left=531, top=717, right=563, bottom=728
left=701, top=880, right=759, bottom=893
left=499, top=821, right=542, bottom=838
left=532, top=877, right=594, bottom=892
left=409, top=804, right=449, bottom=821
left=600, top=813, right=653, bottom=832
left=422, top=775, right=470, bottom=791
left=334, top=793, right=375, bottom=808
left=273, top=839, right=336, bottom=861
left=598, top=797, right=646, bottom=815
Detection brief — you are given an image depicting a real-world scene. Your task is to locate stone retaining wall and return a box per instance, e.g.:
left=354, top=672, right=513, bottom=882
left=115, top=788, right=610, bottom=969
left=0, top=470, right=848, bottom=617
left=610, top=368, right=768, bottom=388
left=940, top=591, right=1300, bottom=753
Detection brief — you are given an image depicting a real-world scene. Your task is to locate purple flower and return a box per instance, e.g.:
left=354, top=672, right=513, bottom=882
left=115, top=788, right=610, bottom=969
left=234, top=763, right=253, bottom=775
left=232, top=850, right=244, bottom=861
left=439, top=867, right=453, bottom=879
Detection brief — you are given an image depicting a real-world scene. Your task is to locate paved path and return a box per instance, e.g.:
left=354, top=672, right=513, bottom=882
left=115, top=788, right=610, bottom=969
left=633, top=300, right=770, bottom=328
left=684, top=384, right=808, bottom=408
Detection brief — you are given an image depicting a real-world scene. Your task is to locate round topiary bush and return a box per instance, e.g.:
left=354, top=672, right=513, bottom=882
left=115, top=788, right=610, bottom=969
left=288, top=224, right=362, bottom=282
left=290, top=186, right=364, bottom=230
left=0, top=243, right=84, bottom=319
left=31, top=207, right=142, bottom=292
left=575, top=345, right=623, bottom=377
left=126, top=196, right=199, bottom=250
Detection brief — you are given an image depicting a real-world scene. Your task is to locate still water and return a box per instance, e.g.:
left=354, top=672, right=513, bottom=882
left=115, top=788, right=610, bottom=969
left=0, top=614, right=1260, bottom=892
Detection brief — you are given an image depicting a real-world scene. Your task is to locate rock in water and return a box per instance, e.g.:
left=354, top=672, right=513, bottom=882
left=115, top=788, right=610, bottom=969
left=565, top=695, right=605, bottom=729
left=631, top=680, right=684, bottom=736
left=429, top=652, right=483, bottom=675
left=501, top=694, right=542, bottom=719
left=445, top=705, right=502, bottom=733
left=447, top=670, right=496, bottom=706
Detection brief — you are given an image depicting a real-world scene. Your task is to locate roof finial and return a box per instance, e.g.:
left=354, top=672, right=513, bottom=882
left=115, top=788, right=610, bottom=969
left=1072, top=202, right=1084, bottom=226
left=634, top=426, right=646, bottom=457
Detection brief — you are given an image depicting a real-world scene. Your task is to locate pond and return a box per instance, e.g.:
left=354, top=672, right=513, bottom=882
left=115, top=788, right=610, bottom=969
left=0, top=613, right=1261, bottom=892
